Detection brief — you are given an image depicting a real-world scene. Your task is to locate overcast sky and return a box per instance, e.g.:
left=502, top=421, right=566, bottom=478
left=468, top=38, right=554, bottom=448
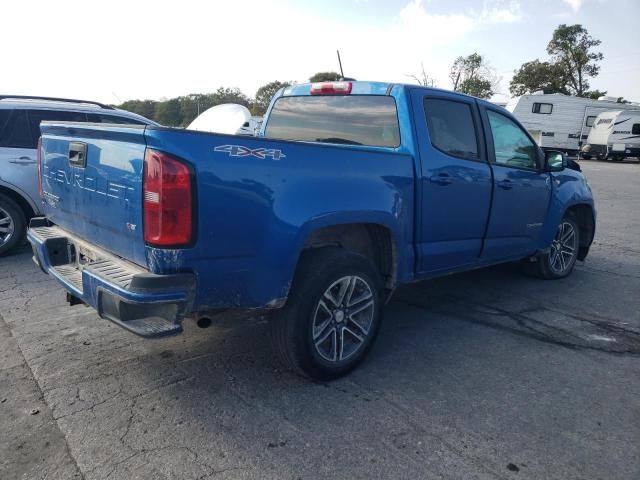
left=3, top=0, right=638, bottom=104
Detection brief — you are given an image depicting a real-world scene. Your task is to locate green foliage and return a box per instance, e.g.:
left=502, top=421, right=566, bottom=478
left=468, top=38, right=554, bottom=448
left=118, top=87, right=250, bottom=127
left=511, top=24, right=603, bottom=98
left=155, top=98, right=183, bottom=126
left=584, top=90, right=608, bottom=100
left=547, top=24, right=603, bottom=97
left=509, top=60, right=569, bottom=96
left=309, top=71, right=342, bottom=82
left=119, top=99, right=158, bottom=120
left=253, top=80, right=292, bottom=116
left=449, top=53, right=495, bottom=98
left=458, top=77, right=493, bottom=99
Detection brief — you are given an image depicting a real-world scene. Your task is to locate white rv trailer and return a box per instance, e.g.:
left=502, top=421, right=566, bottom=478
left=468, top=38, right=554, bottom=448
left=505, top=93, right=640, bottom=154
left=582, top=110, right=640, bottom=161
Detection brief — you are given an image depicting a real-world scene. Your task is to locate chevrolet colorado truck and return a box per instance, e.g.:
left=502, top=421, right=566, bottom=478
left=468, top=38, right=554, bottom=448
left=28, top=81, right=595, bottom=379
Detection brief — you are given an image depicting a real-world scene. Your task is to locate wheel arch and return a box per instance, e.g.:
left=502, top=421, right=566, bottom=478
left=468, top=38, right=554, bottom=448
left=0, top=184, right=36, bottom=220
left=565, top=203, right=596, bottom=261
left=289, top=215, right=406, bottom=295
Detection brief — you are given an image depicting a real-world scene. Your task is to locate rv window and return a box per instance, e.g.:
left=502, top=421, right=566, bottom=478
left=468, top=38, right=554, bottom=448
left=532, top=102, right=553, bottom=114
left=632, top=124, right=640, bottom=135
left=586, top=116, right=597, bottom=127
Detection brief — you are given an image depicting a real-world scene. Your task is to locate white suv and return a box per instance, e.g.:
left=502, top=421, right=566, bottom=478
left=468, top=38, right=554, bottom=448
left=0, top=95, right=156, bottom=255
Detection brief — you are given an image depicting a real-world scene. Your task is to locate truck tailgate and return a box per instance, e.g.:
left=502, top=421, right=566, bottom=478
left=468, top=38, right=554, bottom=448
left=40, top=123, right=148, bottom=266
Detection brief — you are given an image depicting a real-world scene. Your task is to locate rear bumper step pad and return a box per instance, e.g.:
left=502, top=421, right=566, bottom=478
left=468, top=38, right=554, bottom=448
left=27, top=218, right=194, bottom=338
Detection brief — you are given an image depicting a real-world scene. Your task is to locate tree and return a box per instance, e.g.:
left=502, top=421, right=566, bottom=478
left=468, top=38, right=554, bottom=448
left=209, top=87, right=250, bottom=107
left=546, top=24, right=603, bottom=97
left=309, top=71, right=342, bottom=82
left=154, top=98, right=183, bottom=126
left=458, top=77, right=493, bottom=99
left=253, top=80, right=292, bottom=116
left=119, top=99, right=157, bottom=120
left=407, top=62, right=437, bottom=87
left=449, top=53, right=496, bottom=98
left=509, top=60, right=569, bottom=96
left=584, top=90, right=607, bottom=100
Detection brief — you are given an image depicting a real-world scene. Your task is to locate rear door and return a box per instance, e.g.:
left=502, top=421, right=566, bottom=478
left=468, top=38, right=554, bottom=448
left=480, top=106, right=551, bottom=260
left=40, top=123, right=148, bottom=266
left=410, top=90, right=493, bottom=274
left=0, top=109, right=40, bottom=207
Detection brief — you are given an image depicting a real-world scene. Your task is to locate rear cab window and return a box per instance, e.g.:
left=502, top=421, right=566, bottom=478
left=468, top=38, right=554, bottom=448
left=264, top=95, right=400, bottom=148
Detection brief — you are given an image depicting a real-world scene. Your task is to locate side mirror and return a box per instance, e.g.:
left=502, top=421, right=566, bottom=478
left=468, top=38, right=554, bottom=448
left=545, top=150, right=567, bottom=172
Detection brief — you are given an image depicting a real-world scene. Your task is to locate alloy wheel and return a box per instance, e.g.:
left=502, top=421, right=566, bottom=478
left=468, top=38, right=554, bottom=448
left=549, top=221, right=577, bottom=275
left=0, top=206, right=15, bottom=247
left=312, top=275, right=375, bottom=363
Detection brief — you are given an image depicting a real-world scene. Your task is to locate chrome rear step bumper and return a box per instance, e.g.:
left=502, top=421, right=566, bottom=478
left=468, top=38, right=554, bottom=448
left=27, top=218, right=195, bottom=338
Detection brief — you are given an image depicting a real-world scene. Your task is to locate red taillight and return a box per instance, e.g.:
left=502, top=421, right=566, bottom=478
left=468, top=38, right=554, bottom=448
left=143, top=149, right=193, bottom=247
left=37, top=137, right=43, bottom=198
left=310, top=81, right=352, bottom=95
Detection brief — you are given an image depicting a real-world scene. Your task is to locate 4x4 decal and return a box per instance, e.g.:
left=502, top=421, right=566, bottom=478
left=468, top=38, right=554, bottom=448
left=214, top=144, right=286, bottom=160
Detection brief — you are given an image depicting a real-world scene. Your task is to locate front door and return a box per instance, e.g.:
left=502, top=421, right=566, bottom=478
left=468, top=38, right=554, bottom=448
left=480, top=107, right=551, bottom=260
left=411, top=90, right=493, bottom=274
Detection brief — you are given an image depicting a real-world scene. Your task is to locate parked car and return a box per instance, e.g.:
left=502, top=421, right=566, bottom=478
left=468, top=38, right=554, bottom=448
left=28, top=82, right=595, bottom=379
left=0, top=95, right=157, bottom=255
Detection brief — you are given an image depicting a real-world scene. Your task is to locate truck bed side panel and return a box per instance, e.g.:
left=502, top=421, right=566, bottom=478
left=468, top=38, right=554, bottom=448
left=143, top=128, right=415, bottom=310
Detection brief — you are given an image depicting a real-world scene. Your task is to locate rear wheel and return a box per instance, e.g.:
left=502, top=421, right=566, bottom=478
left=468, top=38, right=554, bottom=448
left=528, top=213, right=580, bottom=279
left=269, top=247, right=384, bottom=380
left=0, top=194, right=26, bottom=256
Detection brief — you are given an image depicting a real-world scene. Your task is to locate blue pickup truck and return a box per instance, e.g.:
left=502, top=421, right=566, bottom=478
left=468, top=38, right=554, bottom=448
left=28, top=81, right=595, bottom=379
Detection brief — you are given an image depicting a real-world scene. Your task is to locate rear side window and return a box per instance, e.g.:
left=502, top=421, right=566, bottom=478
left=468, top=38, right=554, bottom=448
left=586, top=116, right=597, bottom=127
left=532, top=102, right=553, bottom=114
left=264, top=95, right=400, bottom=148
left=0, top=110, right=10, bottom=135
left=423, top=98, right=478, bottom=160
left=632, top=124, right=640, bottom=135
left=87, top=113, right=146, bottom=125
left=0, top=110, right=33, bottom=148
left=27, top=110, right=87, bottom=141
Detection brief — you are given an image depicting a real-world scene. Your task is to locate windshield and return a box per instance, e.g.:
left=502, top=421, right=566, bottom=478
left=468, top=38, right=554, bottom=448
left=264, top=95, right=400, bottom=148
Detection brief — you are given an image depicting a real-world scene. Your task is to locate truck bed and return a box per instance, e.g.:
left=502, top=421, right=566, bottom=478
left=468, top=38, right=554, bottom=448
left=38, top=122, right=415, bottom=312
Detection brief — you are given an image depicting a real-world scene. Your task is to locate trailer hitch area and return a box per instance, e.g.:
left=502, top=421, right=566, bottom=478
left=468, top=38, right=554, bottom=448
left=66, top=292, right=86, bottom=306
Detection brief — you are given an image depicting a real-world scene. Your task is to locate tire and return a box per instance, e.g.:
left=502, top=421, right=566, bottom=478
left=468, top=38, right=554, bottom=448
left=0, top=193, right=26, bottom=257
left=527, top=213, right=580, bottom=279
left=269, top=247, right=384, bottom=380
left=582, top=154, right=591, bottom=160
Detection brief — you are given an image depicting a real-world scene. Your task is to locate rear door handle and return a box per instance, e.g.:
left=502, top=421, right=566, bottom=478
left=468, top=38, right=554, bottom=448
left=9, top=156, right=36, bottom=165
left=497, top=179, right=513, bottom=190
left=429, top=173, right=453, bottom=186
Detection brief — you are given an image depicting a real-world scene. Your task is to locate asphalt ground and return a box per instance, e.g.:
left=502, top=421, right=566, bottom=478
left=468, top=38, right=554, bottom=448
left=1, top=158, right=639, bottom=480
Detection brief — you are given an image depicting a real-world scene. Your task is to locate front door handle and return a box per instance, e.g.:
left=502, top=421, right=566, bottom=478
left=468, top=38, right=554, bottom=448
left=9, top=156, right=36, bottom=165
left=429, top=173, right=453, bottom=186
left=497, top=179, right=513, bottom=190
